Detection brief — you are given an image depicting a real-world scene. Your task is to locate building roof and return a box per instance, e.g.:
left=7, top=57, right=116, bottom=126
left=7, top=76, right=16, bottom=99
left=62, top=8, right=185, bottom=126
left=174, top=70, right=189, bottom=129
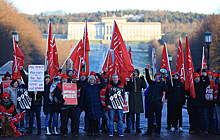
left=0, top=60, right=28, bottom=75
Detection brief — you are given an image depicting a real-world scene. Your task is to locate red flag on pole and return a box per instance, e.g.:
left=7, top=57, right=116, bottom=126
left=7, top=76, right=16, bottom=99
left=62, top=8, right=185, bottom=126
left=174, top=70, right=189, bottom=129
left=46, top=21, right=53, bottom=67
left=201, top=47, right=206, bottom=74
left=12, top=37, right=24, bottom=79
left=48, top=36, right=59, bottom=78
left=176, top=38, right=185, bottom=82
left=185, top=35, right=195, bottom=98
left=102, top=49, right=114, bottom=78
left=83, top=20, right=90, bottom=76
left=160, top=43, right=171, bottom=72
left=110, top=21, right=135, bottom=80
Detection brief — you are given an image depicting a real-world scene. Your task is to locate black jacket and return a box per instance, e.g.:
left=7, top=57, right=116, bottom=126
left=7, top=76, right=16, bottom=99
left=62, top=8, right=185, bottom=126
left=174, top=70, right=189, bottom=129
left=145, top=69, right=168, bottom=106
left=20, top=69, right=43, bottom=106
left=187, top=76, right=210, bottom=107
left=167, top=79, right=185, bottom=104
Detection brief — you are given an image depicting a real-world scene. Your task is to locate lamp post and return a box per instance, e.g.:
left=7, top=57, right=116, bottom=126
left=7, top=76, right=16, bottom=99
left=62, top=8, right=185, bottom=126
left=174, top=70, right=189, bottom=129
left=12, top=31, right=19, bottom=43
left=205, top=32, right=212, bottom=71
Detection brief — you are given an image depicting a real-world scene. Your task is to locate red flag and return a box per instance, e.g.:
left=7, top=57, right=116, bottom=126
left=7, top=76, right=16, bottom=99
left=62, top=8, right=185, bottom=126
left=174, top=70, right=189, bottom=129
left=83, top=20, right=90, bottom=76
left=160, top=43, right=171, bottom=71
left=201, top=47, right=206, bottom=74
left=176, top=38, right=185, bottom=82
left=185, top=35, right=195, bottom=98
left=102, top=49, right=114, bottom=78
left=48, top=36, right=59, bottom=78
left=110, top=21, right=134, bottom=80
left=46, top=21, right=53, bottom=64
left=69, top=39, right=84, bottom=76
left=9, top=111, right=26, bottom=136
left=12, top=37, right=24, bottom=79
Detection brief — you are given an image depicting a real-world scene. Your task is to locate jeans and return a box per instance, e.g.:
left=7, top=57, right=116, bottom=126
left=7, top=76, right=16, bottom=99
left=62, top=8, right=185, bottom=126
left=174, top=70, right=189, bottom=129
left=127, top=113, right=140, bottom=129
left=29, top=105, right=41, bottom=128
left=109, top=109, right=123, bottom=133
left=76, top=106, right=89, bottom=130
left=45, top=113, right=58, bottom=127
left=204, top=106, right=216, bottom=130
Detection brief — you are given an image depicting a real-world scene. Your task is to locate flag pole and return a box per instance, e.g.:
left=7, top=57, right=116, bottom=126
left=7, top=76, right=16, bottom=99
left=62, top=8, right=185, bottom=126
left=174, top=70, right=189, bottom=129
left=45, top=21, right=50, bottom=69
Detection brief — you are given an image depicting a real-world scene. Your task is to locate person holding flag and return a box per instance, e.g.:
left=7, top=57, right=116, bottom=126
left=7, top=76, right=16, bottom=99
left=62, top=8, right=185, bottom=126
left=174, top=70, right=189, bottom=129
left=142, top=65, right=168, bottom=137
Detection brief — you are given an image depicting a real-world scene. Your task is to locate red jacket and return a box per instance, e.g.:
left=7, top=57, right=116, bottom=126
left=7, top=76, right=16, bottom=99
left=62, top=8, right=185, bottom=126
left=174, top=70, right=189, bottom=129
left=0, top=101, right=17, bottom=119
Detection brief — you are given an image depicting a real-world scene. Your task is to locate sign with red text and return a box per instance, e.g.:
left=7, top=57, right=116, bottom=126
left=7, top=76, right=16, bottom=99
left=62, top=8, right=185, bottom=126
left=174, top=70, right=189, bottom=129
left=205, top=80, right=214, bottom=101
left=2, top=80, right=12, bottom=92
left=63, top=83, right=77, bottom=105
left=123, top=92, right=129, bottom=113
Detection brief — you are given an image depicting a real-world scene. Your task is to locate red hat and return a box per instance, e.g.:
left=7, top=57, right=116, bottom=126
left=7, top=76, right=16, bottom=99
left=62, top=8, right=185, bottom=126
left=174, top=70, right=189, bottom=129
left=61, top=73, right=68, bottom=79
left=79, top=71, right=86, bottom=77
left=71, top=75, right=77, bottom=79
left=4, top=71, right=11, bottom=78
left=171, top=71, right=175, bottom=76
left=90, top=71, right=96, bottom=76
left=56, top=73, right=62, bottom=77
left=2, top=77, right=5, bottom=80
left=2, top=92, right=10, bottom=98
left=194, top=73, right=200, bottom=79
left=213, top=73, right=218, bottom=77
left=154, top=73, right=160, bottom=78
left=207, top=71, right=212, bottom=75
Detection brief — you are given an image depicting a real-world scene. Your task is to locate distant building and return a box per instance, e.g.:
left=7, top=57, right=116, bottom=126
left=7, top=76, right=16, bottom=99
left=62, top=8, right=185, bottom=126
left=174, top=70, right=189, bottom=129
left=67, top=16, right=161, bottom=41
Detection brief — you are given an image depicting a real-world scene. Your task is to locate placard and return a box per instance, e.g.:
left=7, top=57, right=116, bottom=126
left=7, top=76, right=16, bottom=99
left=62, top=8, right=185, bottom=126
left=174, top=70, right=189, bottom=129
left=28, top=65, right=44, bottom=91
left=63, top=83, right=77, bottom=105
left=123, top=92, right=129, bottom=113
left=2, top=80, right=12, bottom=92
left=205, top=80, right=214, bottom=101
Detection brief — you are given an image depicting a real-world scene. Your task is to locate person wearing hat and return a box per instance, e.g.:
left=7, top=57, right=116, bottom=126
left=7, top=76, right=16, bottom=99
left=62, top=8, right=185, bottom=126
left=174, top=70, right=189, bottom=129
left=19, top=66, right=43, bottom=134
left=67, top=69, right=74, bottom=83
left=42, top=74, right=59, bottom=136
left=124, top=69, right=147, bottom=133
left=214, top=74, right=220, bottom=135
left=187, top=68, right=210, bottom=134
left=0, top=92, right=17, bottom=120
left=54, top=73, right=78, bottom=137
left=166, top=72, right=185, bottom=132
left=0, top=71, right=12, bottom=98
left=142, top=65, right=168, bottom=137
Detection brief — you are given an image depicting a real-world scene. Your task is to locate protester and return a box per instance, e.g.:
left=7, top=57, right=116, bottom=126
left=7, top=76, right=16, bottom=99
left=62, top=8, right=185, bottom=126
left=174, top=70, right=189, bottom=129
left=187, top=69, right=210, bottom=134
left=42, top=74, right=59, bottom=136
left=142, top=65, right=168, bottom=137
left=80, top=71, right=105, bottom=136
left=0, top=72, right=11, bottom=98
left=167, top=72, right=185, bottom=132
left=214, top=74, right=220, bottom=135
left=105, top=74, right=132, bottom=137
left=54, top=73, right=78, bottom=137
left=67, top=69, right=74, bottom=83
left=20, top=66, right=43, bottom=134
left=124, top=69, right=147, bottom=133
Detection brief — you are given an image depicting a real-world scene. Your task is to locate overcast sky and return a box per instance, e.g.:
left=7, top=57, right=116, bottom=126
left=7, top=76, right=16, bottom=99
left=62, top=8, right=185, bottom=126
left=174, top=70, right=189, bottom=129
left=11, top=0, right=220, bottom=15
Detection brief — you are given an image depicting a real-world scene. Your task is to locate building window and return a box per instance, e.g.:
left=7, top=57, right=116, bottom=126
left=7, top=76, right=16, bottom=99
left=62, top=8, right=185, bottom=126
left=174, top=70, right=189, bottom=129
left=107, top=26, right=109, bottom=34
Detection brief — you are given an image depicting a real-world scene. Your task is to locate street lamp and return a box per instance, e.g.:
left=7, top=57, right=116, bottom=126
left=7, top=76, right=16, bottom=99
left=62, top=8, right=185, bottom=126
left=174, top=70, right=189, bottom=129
left=12, top=31, right=19, bottom=43
left=205, top=32, right=212, bottom=71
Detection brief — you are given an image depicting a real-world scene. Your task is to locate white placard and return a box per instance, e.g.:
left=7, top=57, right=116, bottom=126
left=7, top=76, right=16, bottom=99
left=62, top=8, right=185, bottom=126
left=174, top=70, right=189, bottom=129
left=28, top=65, right=44, bottom=91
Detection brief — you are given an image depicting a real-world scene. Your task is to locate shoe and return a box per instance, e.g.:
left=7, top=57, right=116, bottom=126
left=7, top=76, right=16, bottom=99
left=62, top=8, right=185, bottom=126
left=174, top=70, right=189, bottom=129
left=63, top=133, right=67, bottom=137
left=136, top=129, right=142, bottom=133
left=119, top=132, right=124, bottom=137
left=87, top=132, right=93, bottom=136
left=45, top=127, right=52, bottom=136
left=155, top=133, right=160, bottom=137
left=170, top=127, right=175, bottom=132
left=124, top=128, right=130, bottom=133
left=26, top=128, right=32, bottom=134
left=109, top=131, right=113, bottom=137
left=38, top=128, right=41, bottom=134
left=166, top=125, right=171, bottom=130
left=179, top=127, right=183, bottom=132
left=142, top=132, right=151, bottom=137
left=201, top=130, right=208, bottom=135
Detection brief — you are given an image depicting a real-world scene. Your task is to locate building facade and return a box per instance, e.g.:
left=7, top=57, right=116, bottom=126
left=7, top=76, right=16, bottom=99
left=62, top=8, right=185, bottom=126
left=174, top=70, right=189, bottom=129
left=67, top=16, right=161, bottom=41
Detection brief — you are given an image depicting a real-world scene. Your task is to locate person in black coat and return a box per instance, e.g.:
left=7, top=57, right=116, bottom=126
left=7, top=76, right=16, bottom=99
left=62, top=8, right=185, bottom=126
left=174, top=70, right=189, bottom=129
left=187, top=71, right=210, bottom=134
left=79, top=71, right=105, bottom=136
left=167, top=72, right=185, bottom=132
left=124, top=69, right=147, bottom=133
left=143, top=65, right=168, bottom=137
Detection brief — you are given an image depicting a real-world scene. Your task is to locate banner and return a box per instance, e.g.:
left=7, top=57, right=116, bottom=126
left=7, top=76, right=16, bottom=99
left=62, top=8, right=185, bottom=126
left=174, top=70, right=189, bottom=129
left=2, top=80, right=12, bottom=91
left=205, top=79, right=214, bottom=101
left=123, top=92, right=129, bottom=113
left=17, top=91, right=31, bottom=109
left=63, top=83, right=77, bottom=105
left=28, top=65, right=44, bottom=91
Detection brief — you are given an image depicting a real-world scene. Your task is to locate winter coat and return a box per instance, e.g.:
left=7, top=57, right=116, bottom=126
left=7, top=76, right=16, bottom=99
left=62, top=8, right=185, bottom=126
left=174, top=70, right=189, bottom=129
left=0, top=100, right=17, bottom=119
left=145, top=69, right=168, bottom=106
left=42, top=83, right=58, bottom=115
left=187, top=76, right=210, bottom=107
left=79, top=74, right=105, bottom=120
left=20, top=69, right=43, bottom=106
left=129, top=77, right=147, bottom=114
left=167, top=79, right=185, bottom=104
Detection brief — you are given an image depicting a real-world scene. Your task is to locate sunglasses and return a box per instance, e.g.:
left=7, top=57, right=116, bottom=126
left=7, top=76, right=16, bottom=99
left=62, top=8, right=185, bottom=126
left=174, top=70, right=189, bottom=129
left=3, top=97, right=9, bottom=100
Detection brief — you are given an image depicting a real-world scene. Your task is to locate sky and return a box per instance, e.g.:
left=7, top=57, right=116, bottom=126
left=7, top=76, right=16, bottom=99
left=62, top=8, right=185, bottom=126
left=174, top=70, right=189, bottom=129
left=10, top=0, right=220, bottom=15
